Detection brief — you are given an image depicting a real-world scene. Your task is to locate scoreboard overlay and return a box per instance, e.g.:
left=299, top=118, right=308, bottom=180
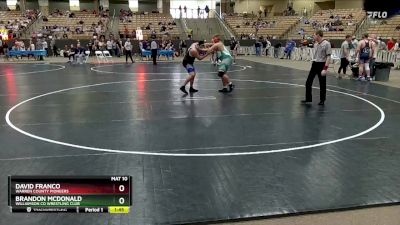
left=8, top=176, right=132, bottom=213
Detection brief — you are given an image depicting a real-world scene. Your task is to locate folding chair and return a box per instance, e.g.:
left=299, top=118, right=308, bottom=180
left=102, top=50, right=113, bottom=63
left=95, top=51, right=106, bottom=64
left=330, top=52, right=341, bottom=71
left=84, top=50, right=90, bottom=63
left=141, top=49, right=151, bottom=60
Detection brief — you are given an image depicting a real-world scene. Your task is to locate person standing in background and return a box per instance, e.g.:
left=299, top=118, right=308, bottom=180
left=151, top=38, right=158, bottom=65
left=387, top=37, right=395, bottom=51
left=369, top=34, right=379, bottom=78
left=180, top=40, right=187, bottom=57
left=42, top=39, right=48, bottom=56
left=351, top=36, right=358, bottom=49
left=255, top=38, right=262, bottom=56
left=337, top=34, right=351, bottom=78
left=50, top=37, right=56, bottom=56
left=106, top=39, right=113, bottom=56
left=124, top=38, right=134, bottom=63
left=274, top=42, right=282, bottom=58
left=36, top=38, right=43, bottom=60
left=262, top=37, right=271, bottom=56
left=229, top=37, right=239, bottom=63
left=28, top=39, right=35, bottom=59
left=205, top=5, right=209, bottom=18
left=393, top=37, right=400, bottom=69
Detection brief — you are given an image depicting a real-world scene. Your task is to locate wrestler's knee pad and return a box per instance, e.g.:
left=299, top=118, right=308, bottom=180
left=364, top=63, right=370, bottom=71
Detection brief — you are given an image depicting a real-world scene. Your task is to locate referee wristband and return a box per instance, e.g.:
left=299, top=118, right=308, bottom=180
left=323, top=65, right=328, bottom=70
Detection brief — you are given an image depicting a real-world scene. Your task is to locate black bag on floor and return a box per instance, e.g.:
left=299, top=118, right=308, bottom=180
left=351, top=62, right=359, bottom=77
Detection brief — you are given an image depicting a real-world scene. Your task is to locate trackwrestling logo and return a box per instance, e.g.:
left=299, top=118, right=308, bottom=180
left=367, top=11, right=388, bottom=19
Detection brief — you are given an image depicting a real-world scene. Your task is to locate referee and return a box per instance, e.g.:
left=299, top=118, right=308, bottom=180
left=151, top=38, right=158, bottom=65
left=302, top=30, right=331, bottom=106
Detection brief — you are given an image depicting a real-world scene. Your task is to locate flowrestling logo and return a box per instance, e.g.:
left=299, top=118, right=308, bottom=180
left=364, top=0, right=400, bottom=19
left=367, top=11, right=388, bottom=19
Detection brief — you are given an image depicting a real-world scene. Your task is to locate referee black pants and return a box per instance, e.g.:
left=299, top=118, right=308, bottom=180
left=151, top=49, right=157, bottom=65
left=305, top=62, right=326, bottom=102
left=125, top=50, right=134, bottom=62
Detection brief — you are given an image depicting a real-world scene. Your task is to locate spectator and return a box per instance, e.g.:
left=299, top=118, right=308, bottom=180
left=87, top=41, right=93, bottom=56
left=151, top=29, right=157, bottom=39
left=274, top=42, right=282, bottom=58
left=50, top=38, right=57, bottom=56
left=262, top=38, right=271, bottom=56
left=205, top=5, right=209, bottom=17
left=387, top=37, right=395, bottom=51
left=351, top=36, right=358, bottom=49
left=124, top=38, right=134, bottom=63
left=68, top=44, right=76, bottom=62
left=61, top=45, right=68, bottom=57
left=255, top=38, right=262, bottom=56
left=36, top=38, right=42, bottom=50
left=393, top=38, right=400, bottom=69
left=281, top=40, right=296, bottom=59
left=161, top=25, right=166, bottom=32
left=298, top=28, right=305, bottom=39
left=392, top=38, right=400, bottom=52
left=106, top=39, right=113, bottom=55
left=112, top=39, right=118, bottom=56
left=132, top=29, right=138, bottom=38
left=375, top=37, right=387, bottom=51
left=197, top=6, right=200, bottom=17
left=42, top=39, right=48, bottom=56
left=229, top=37, right=239, bottom=63
left=75, top=43, right=86, bottom=64
left=98, top=38, right=105, bottom=50
left=338, top=34, right=351, bottom=77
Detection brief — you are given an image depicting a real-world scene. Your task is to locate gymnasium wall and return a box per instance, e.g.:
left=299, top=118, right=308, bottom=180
left=314, top=1, right=335, bottom=11
left=334, top=0, right=363, bottom=9
left=26, top=1, right=39, bottom=9
left=292, top=0, right=313, bottom=13
left=138, top=1, right=157, bottom=12
left=0, top=1, right=8, bottom=9
left=45, top=1, right=154, bottom=12
left=234, top=0, right=286, bottom=15
left=109, top=3, right=129, bottom=13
